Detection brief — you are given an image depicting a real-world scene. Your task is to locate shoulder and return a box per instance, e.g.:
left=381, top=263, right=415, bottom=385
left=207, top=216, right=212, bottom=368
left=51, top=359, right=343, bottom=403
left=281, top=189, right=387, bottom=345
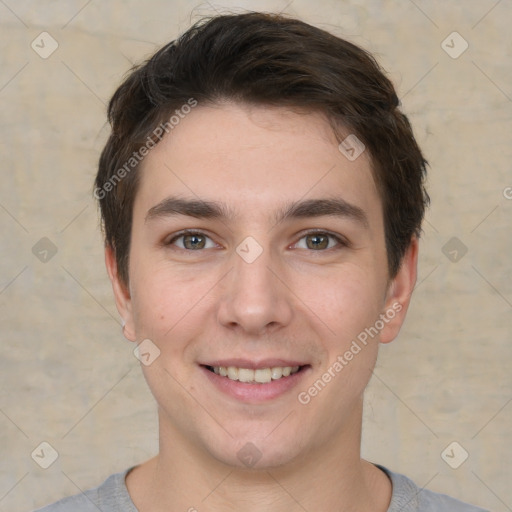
left=377, top=465, right=491, bottom=512
left=32, top=467, right=137, bottom=512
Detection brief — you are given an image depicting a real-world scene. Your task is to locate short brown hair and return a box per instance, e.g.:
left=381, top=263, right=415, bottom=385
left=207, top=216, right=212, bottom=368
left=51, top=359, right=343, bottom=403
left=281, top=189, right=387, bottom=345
left=95, top=11, right=429, bottom=285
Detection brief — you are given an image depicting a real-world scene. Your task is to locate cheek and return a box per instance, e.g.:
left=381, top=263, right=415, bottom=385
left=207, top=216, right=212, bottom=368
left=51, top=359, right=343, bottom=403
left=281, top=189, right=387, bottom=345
left=303, top=274, right=382, bottom=413
left=298, top=264, right=384, bottom=343
left=129, top=262, right=213, bottom=343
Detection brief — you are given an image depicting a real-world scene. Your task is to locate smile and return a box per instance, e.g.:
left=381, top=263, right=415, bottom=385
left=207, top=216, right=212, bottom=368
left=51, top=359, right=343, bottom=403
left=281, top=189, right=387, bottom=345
left=206, top=365, right=301, bottom=383
left=201, top=362, right=311, bottom=402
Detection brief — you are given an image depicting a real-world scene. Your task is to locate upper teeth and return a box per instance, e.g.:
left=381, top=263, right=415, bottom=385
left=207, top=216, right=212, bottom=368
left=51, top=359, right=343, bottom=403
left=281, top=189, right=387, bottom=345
left=212, top=366, right=300, bottom=383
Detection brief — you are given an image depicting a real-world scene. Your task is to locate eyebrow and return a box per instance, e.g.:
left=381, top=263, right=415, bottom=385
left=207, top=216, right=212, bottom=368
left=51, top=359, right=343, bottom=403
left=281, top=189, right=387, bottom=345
left=145, top=196, right=369, bottom=228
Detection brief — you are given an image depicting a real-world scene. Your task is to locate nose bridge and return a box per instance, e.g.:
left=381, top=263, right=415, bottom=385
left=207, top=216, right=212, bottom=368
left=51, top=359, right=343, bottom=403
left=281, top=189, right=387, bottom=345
left=234, top=242, right=274, bottom=294
left=217, top=236, right=292, bottom=333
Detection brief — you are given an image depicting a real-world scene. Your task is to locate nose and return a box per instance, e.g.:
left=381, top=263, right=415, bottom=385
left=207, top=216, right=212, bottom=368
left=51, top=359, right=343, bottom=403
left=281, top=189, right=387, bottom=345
left=216, top=243, right=294, bottom=336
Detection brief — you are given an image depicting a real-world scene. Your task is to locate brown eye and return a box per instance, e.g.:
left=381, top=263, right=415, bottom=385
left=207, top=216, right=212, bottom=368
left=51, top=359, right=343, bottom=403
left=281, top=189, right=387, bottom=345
left=306, top=234, right=329, bottom=250
left=168, top=231, right=216, bottom=250
left=295, top=231, right=346, bottom=251
left=182, top=234, right=206, bottom=250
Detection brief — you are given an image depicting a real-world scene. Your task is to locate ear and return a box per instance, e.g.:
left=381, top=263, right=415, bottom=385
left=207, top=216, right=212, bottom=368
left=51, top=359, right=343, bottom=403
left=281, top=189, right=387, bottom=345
left=379, top=236, right=419, bottom=344
left=105, top=245, right=136, bottom=342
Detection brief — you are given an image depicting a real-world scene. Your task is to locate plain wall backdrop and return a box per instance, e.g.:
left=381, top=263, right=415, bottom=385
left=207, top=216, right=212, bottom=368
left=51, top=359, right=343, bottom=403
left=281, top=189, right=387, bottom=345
left=0, top=1, right=511, bottom=511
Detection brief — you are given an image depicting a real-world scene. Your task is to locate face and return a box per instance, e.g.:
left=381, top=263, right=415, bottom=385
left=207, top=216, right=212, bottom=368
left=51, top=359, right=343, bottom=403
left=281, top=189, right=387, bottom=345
left=107, top=101, right=417, bottom=469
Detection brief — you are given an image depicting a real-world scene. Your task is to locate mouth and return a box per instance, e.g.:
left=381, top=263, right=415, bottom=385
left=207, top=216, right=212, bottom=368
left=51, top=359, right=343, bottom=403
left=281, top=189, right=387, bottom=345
left=199, top=361, right=311, bottom=402
left=203, top=364, right=308, bottom=384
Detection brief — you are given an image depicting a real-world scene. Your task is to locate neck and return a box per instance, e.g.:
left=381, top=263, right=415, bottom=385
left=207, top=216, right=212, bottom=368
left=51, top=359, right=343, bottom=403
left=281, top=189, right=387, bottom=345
left=126, top=401, right=392, bottom=512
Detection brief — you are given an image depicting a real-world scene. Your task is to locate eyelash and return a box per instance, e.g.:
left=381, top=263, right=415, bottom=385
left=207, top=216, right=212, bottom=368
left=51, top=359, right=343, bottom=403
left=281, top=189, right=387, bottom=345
left=165, top=229, right=349, bottom=252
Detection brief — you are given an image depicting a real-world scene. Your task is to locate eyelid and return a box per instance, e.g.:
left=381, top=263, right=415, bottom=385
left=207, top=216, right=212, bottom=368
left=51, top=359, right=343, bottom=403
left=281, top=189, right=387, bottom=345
left=165, top=229, right=218, bottom=248
left=165, top=228, right=349, bottom=250
left=293, top=229, right=350, bottom=249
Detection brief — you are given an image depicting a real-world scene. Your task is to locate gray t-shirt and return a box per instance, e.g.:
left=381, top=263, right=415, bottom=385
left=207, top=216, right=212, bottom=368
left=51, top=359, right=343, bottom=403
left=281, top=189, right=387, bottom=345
left=33, top=464, right=490, bottom=511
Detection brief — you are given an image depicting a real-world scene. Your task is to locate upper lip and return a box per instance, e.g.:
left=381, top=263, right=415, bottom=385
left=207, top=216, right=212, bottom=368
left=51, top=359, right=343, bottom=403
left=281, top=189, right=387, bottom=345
left=201, top=359, right=308, bottom=369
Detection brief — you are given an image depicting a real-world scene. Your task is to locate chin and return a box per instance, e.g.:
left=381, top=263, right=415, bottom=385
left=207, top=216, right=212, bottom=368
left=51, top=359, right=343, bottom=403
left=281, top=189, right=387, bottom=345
left=205, top=434, right=307, bottom=471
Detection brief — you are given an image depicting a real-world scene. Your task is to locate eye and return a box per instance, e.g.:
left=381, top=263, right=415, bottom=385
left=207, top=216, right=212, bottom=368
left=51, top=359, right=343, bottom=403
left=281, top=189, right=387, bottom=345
left=294, top=231, right=347, bottom=251
left=167, top=230, right=217, bottom=250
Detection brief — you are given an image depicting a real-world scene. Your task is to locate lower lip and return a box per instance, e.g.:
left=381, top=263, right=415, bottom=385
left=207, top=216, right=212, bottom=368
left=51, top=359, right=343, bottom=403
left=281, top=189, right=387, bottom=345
left=200, top=365, right=310, bottom=403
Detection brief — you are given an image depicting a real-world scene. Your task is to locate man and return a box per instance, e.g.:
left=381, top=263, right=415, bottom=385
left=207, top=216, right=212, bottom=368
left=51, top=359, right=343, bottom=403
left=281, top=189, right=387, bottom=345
left=35, top=11, right=489, bottom=512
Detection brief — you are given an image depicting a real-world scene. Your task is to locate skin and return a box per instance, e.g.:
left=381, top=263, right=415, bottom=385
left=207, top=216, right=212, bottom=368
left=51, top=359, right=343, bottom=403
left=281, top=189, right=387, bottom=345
left=106, top=101, right=418, bottom=512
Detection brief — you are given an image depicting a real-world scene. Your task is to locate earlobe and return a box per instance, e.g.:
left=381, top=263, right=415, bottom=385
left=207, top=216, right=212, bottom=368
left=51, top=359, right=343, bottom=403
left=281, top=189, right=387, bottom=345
left=105, top=246, right=137, bottom=342
left=379, top=237, right=419, bottom=344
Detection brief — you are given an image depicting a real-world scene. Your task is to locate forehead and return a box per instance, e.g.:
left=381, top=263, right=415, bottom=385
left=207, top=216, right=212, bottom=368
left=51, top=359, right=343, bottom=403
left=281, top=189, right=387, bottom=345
left=134, top=101, right=382, bottom=227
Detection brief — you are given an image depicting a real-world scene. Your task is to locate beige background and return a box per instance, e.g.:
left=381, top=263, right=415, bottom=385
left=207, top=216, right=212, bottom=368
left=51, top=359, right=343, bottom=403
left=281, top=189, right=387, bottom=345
left=1, top=1, right=511, bottom=511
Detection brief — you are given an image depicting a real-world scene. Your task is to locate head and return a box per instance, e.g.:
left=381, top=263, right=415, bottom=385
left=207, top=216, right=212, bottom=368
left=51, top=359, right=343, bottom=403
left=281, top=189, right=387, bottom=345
left=96, top=12, right=429, bottom=469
